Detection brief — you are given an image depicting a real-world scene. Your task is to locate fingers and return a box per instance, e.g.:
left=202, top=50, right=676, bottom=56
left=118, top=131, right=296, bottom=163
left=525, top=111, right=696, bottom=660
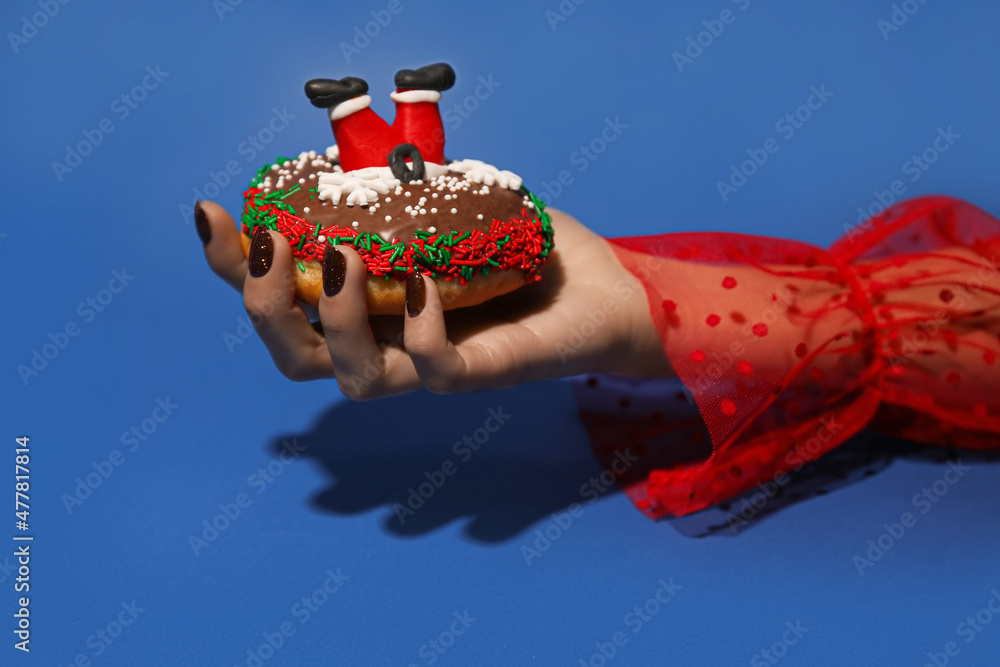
left=195, top=201, right=248, bottom=292
left=317, top=245, right=418, bottom=399
left=243, top=227, right=334, bottom=381
left=404, top=273, right=506, bottom=393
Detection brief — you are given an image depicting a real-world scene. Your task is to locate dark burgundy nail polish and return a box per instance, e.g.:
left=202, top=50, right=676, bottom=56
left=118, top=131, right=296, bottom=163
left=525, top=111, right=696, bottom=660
left=406, top=271, right=425, bottom=317
left=323, top=246, right=346, bottom=297
left=194, top=201, right=211, bottom=245
left=249, top=226, right=273, bottom=277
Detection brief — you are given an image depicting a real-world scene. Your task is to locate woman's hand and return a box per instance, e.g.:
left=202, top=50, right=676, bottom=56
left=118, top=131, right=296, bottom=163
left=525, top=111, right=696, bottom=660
left=195, top=201, right=671, bottom=399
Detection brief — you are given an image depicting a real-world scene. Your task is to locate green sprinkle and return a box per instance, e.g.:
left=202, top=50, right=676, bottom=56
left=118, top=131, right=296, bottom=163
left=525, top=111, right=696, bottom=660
left=297, top=262, right=306, bottom=272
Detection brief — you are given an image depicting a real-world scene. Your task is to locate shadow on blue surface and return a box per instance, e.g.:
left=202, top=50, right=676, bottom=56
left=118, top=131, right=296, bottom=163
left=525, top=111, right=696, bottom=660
left=269, top=380, right=611, bottom=544
left=267, top=377, right=1000, bottom=546
left=670, top=431, right=1000, bottom=538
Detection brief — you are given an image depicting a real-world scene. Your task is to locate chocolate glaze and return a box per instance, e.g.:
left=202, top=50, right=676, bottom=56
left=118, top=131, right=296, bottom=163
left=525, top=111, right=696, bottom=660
left=257, top=156, right=536, bottom=245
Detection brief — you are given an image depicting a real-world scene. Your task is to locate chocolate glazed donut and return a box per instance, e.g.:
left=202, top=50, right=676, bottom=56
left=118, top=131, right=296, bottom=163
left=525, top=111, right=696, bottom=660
left=239, top=151, right=554, bottom=315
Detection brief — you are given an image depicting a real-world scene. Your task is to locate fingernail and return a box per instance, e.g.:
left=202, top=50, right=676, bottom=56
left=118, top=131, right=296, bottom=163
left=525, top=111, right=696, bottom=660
left=249, top=226, right=274, bottom=277
left=194, top=201, right=211, bottom=245
left=406, top=272, right=426, bottom=317
left=323, top=246, right=346, bottom=297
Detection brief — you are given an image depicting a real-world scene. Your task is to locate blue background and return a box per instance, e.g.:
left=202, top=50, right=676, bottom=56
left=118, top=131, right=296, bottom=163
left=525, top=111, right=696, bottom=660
left=2, top=0, right=1000, bottom=664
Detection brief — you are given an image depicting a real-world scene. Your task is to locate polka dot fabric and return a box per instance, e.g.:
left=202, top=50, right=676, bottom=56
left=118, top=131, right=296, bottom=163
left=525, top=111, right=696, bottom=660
left=585, top=196, right=1000, bottom=519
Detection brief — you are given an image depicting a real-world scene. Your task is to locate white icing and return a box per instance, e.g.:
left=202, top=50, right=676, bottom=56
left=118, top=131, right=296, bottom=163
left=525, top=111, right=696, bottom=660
left=325, top=145, right=339, bottom=161
left=423, top=162, right=449, bottom=179
left=390, top=89, right=442, bottom=104
left=317, top=167, right=400, bottom=206
left=329, top=95, right=371, bottom=121
left=312, top=160, right=504, bottom=207
left=447, top=159, right=522, bottom=191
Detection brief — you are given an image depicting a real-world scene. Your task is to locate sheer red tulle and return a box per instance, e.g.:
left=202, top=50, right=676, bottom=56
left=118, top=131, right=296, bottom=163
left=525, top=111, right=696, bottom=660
left=579, top=195, right=1000, bottom=519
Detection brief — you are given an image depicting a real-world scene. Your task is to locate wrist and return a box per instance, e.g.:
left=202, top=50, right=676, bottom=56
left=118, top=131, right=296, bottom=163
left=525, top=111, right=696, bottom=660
left=604, top=242, right=673, bottom=378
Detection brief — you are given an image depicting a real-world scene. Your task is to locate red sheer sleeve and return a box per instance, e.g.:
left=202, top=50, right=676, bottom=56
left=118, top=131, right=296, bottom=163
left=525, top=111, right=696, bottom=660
left=579, top=195, right=1000, bottom=519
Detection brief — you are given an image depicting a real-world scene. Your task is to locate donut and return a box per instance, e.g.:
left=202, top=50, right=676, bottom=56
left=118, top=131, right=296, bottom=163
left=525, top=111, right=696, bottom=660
left=239, top=63, right=554, bottom=315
